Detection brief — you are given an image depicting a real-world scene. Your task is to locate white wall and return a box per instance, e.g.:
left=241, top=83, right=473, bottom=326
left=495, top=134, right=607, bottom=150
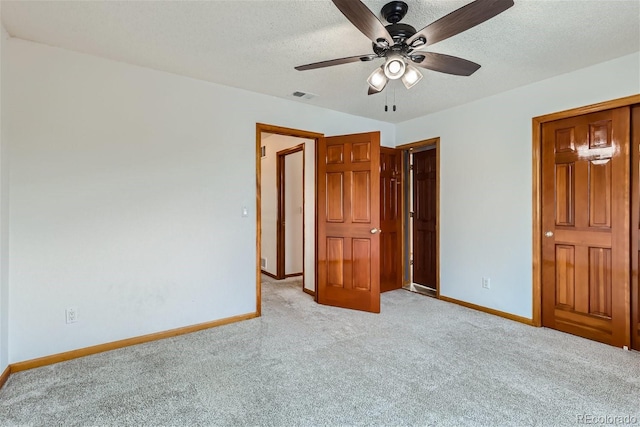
left=0, top=21, right=9, bottom=374
left=397, top=52, right=640, bottom=319
left=260, top=135, right=278, bottom=277
left=6, top=28, right=634, bottom=365
left=261, top=134, right=312, bottom=291
left=4, top=38, right=395, bottom=363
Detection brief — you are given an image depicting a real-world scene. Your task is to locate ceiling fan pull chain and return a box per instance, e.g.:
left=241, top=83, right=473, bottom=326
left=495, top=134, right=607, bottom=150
left=393, top=87, right=397, bottom=112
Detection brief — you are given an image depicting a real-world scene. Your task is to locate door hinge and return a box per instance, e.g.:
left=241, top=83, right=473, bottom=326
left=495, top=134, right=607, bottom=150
left=410, top=212, right=414, bottom=218
left=410, top=260, right=414, bottom=265
left=409, top=165, right=414, bottom=170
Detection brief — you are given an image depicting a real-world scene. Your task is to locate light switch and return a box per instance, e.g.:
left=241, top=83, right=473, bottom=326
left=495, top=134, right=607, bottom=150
left=241, top=207, right=248, bottom=217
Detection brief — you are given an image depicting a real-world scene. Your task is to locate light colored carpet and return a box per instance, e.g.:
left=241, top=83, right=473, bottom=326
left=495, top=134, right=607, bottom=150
left=1, top=279, right=639, bottom=426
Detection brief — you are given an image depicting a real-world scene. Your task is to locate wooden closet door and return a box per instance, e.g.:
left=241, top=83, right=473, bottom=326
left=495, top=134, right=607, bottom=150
left=541, top=107, right=630, bottom=347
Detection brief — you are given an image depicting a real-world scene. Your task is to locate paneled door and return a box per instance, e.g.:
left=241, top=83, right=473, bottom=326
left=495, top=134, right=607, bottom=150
left=380, top=147, right=402, bottom=292
left=541, top=107, right=630, bottom=347
left=412, top=148, right=437, bottom=289
left=317, top=132, right=381, bottom=312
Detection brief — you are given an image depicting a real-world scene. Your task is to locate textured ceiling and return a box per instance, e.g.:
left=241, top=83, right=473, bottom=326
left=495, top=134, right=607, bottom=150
left=1, top=0, right=639, bottom=124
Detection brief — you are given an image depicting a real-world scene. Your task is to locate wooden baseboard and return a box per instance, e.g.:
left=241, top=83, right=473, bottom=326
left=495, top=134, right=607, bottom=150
left=438, top=295, right=535, bottom=326
left=261, top=270, right=303, bottom=280
left=261, top=270, right=278, bottom=280
left=0, top=365, right=10, bottom=390
left=303, top=288, right=315, bottom=297
left=10, top=311, right=259, bottom=373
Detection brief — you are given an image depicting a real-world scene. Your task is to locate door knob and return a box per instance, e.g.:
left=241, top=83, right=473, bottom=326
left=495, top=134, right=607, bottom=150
left=545, top=231, right=554, bottom=237
left=370, top=228, right=382, bottom=234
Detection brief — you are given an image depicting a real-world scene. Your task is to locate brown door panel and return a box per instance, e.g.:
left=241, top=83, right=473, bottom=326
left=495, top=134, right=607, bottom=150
left=413, top=149, right=437, bottom=288
left=380, top=147, right=402, bottom=292
left=317, top=132, right=381, bottom=313
left=541, top=107, right=630, bottom=347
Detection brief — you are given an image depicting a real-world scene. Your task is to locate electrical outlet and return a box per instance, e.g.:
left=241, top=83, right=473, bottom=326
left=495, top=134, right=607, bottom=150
left=65, top=307, right=78, bottom=324
left=482, top=277, right=491, bottom=289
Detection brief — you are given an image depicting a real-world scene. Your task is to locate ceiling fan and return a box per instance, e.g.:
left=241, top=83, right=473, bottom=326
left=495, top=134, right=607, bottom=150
left=295, top=0, right=514, bottom=95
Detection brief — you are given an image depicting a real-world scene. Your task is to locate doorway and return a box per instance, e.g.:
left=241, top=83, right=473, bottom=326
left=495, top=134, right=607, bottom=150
left=255, top=125, right=322, bottom=314
left=397, top=138, right=440, bottom=297
left=257, top=126, right=386, bottom=315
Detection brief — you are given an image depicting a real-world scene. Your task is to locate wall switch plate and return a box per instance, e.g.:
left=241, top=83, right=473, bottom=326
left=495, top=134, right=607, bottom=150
left=241, top=207, right=248, bottom=217
left=65, top=307, right=78, bottom=324
left=482, top=277, right=491, bottom=289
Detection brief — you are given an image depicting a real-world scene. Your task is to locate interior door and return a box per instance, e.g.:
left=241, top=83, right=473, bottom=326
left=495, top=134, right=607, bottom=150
left=277, top=144, right=305, bottom=279
left=284, top=149, right=304, bottom=276
left=412, top=148, right=437, bottom=289
left=317, top=132, right=381, bottom=312
left=380, top=147, right=402, bottom=292
left=541, top=107, right=630, bottom=347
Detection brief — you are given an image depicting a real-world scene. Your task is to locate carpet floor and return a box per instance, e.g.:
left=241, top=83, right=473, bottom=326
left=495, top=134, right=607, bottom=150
left=1, top=279, right=639, bottom=426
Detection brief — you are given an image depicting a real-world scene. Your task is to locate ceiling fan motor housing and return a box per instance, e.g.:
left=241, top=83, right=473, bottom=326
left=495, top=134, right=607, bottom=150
left=373, top=22, right=417, bottom=55
left=386, top=23, right=417, bottom=42
left=373, top=2, right=417, bottom=55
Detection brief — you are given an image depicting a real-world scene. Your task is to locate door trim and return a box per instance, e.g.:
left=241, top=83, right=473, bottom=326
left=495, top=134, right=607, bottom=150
left=256, top=123, right=323, bottom=315
left=632, top=106, right=640, bottom=350
left=276, top=144, right=305, bottom=279
left=531, top=94, right=640, bottom=327
left=396, top=137, right=440, bottom=297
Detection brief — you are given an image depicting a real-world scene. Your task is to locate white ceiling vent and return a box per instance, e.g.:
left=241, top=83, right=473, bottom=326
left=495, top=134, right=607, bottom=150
left=292, top=91, right=318, bottom=100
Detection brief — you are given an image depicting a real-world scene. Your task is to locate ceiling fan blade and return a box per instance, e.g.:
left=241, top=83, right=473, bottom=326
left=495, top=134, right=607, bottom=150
left=368, top=86, right=382, bottom=95
left=407, top=0, right=514, bottom=48
left=332, top=0, right=393, bottom=46
left=411, top=52, right=481, bottom=76
left=295, top=54, right=378, bottom=71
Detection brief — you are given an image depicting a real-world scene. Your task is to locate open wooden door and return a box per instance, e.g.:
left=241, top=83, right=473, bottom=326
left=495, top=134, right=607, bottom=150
left=317, top=132, right=381, bottom=312
left=380, top=147, right=402, bottom=292
left=412, top=148, right=437, bottom=289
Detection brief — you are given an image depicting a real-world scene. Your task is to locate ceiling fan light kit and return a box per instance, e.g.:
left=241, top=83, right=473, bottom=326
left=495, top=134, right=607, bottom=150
left=367, top=67, right=388, bottom=92
left=383, top=55, right=406, bottom=79
left=401, top=64, right=423, bottom=89
left=295, top=0, right=514, bottom=96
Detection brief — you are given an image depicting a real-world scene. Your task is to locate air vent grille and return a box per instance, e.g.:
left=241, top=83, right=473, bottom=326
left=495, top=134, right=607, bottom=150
left=292, top=91, right=318, bottom=100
